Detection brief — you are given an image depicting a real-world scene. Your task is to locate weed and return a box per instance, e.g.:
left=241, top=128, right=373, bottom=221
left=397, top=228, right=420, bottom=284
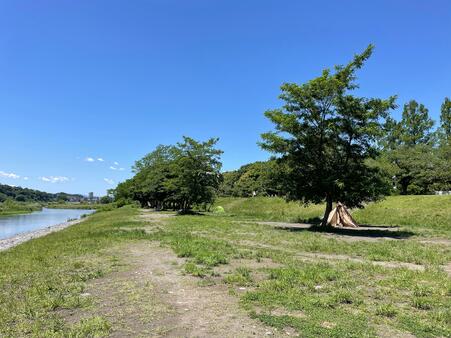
left=224, top=267, right=253, bottom=286
left=376, top=304, right=398, bottom=317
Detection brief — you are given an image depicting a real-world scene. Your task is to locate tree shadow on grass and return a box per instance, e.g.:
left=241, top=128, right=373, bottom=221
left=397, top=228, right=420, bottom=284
left=285, top=217, right=416, bottom=239
left=175, top=210, right=206, bottom=216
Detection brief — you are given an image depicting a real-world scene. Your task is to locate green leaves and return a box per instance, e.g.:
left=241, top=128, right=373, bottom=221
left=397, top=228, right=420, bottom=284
left=260, top=44, right=393, bottom=210
left=114, top=137, right=223, bottom=211
left=219, top=161, right=283, bottom=197
left=399, top=100, right=434, bottom=146
left=440, top=97, right=451, bottom=141
left=376, top=97, right=450, bottom=194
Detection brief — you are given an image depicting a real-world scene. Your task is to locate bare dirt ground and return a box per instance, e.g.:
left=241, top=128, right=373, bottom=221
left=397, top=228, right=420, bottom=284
left=62, top=213, right=284, bottom=337
left=236, top=239, right=427, bottom=272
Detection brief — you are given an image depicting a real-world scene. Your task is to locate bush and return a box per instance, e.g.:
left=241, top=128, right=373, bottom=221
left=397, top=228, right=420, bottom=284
left=100, top=196, right=113, bottom=204
left=212, top=206, right=225, bottom=214
left=15, top=195, right=27, bottom=202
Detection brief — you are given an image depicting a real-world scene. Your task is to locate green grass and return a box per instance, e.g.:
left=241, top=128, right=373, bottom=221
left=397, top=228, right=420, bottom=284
left=0, top=206, right=150, bottom=337
left=224, top=267, right=253, bottom=286
left=217, top=195, right=451, bottom=236
left=0, top=201, right=42, bottom=216
left=217, top=196, right=325, bottom=222
left=159, top=212, right=450, bottom=337
left=1, top=196, right=450, bottom=337
left=353, top=195, right=451, bottom=233
left=154, top=194, right=451, bottom=337
left=46, top=202, right=117, bottom=211
left=242, top=262, right=450, bottom=337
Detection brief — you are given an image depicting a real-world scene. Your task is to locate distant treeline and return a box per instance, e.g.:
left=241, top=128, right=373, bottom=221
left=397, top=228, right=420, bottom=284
left=0, top=184, right=83, bottom=203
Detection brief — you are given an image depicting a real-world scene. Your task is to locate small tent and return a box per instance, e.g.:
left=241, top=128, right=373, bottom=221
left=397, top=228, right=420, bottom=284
left=326, top=202, right=359, bottom=228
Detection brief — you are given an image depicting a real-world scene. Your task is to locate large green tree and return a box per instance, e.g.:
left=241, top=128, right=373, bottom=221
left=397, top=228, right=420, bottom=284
left=168, top=137, right=223, bottom=211
left=260, top=45, right=395, bottom=227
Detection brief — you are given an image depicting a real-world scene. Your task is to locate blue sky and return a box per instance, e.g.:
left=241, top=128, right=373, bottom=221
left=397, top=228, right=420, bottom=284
left=1, top=0, right=450, bottom=196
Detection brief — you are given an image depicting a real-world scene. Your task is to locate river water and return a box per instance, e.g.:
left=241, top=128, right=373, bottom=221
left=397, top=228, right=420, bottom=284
left=0, top=208, right=94, bottom=240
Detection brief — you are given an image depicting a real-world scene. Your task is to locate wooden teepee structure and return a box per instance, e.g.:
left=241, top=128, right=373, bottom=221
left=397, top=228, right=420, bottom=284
left=326, top=202, right=359, bottom=228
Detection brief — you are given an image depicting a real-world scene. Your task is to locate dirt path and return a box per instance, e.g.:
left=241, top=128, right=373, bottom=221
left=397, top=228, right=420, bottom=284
left=63, top=213, right=281, bottom=337
left=125, top=242, right=278, bottom=337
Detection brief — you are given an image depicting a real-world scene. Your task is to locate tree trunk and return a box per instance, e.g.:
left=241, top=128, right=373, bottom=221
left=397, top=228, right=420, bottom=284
left=320, top=194, right=333, bottom=227
left=400, top=179, right=408, bottom=195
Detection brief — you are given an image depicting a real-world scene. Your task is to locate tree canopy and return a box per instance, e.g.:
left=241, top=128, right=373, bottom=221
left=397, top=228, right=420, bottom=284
left=375, top=97, right=450, bottom=194
left=399, top=100, right=434, bottom=146
left=440, top=97, right=451, bottom=141
left=219, top=160, right=283, bottom=197
left=113, top=137, right=223, bottom=211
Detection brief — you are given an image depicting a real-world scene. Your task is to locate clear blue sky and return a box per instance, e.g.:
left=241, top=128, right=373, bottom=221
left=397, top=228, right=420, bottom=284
left=1, top=0, right=450, bottom=196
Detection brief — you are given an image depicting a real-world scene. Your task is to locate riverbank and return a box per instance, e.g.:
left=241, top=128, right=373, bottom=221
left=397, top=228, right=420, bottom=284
left=46, top=202, right=117, bottom=211
left=0, top=218, right=86, bottom=251
left=0, top=201, right=42, bottom=216
left=46, top=203, right=98, bottom=209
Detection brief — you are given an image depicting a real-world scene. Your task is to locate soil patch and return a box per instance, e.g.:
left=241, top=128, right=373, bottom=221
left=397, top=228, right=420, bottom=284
left=61, top=240, right=282, bottom=337
left=237, top=239, right=427, bottom=272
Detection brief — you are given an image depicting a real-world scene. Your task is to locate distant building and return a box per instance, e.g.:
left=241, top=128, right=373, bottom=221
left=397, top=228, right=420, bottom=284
left=83, top=192, right=100, bottom=203
left=68, top=195, right=83, bottom=203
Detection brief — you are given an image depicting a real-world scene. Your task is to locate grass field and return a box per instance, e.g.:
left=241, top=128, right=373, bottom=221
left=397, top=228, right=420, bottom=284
left=0, top=196, right=449, bottom=337
left=217, top=195, right=451, bottom=237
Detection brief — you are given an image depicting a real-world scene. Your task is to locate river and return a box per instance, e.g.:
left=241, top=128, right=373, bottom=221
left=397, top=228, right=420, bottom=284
left=0, top=208, right=95, bottom=240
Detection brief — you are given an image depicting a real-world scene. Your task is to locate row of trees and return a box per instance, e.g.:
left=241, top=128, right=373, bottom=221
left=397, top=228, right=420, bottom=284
left=114, top=44, right=449, bottom=226
left=376, top=98, right=450, bottom=194
left=113, top=137, right=222, bottom=211
left=220, top=97, right=450, bottom=198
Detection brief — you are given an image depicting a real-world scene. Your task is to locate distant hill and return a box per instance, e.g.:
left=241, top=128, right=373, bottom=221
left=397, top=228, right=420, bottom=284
left=0, top=184, right=83, bottom=203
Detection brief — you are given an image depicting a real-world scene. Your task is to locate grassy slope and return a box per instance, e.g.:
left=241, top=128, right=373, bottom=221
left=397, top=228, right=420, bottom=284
left=217, top=195, right=451, bottom=236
